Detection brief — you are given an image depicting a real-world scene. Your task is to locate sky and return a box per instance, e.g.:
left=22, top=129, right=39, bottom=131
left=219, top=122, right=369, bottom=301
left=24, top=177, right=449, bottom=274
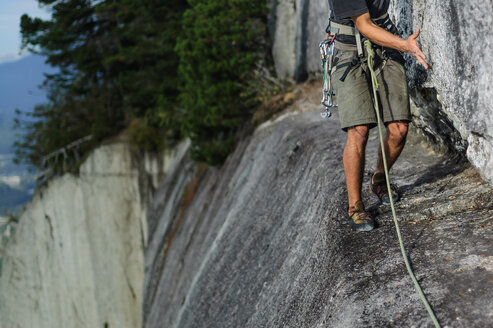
left=0, top=0, right=51, bottom=64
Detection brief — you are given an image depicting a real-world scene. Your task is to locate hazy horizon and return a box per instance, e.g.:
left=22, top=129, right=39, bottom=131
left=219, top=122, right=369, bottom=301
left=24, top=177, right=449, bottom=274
left=0, top=0, right=51, bottom=64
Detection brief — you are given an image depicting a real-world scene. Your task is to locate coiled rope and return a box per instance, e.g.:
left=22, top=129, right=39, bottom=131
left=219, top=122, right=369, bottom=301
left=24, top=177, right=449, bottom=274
left=364, top=39, right=441, bottom=328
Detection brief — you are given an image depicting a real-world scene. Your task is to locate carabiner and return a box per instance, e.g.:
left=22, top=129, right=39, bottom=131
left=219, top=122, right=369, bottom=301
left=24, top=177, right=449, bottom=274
left=319, top=34, right=337, bottom=119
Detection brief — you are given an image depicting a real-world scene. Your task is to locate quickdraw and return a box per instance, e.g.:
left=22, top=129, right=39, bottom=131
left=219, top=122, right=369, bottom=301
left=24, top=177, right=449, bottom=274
left=319, top=32, right=337, bottom=118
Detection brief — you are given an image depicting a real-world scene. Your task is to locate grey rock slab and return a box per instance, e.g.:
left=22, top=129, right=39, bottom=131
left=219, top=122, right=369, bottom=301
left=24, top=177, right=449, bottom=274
left=144, top=108, right=493, bottom=328
left=0, top=142, right=182, bottom=328
left=390, top=0, right=493, bottom=184
left=269, top=0, right=297, bottom=79
left=269, top=0, right=328, bottom=81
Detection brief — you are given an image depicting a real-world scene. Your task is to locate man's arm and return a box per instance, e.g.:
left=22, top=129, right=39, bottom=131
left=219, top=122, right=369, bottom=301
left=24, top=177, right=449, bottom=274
left=352, top=12, right=431, bottom=69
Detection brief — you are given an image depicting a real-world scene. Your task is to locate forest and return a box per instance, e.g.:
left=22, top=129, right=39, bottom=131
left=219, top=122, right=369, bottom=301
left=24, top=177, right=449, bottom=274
left=15, top=0, right=270, bottom=168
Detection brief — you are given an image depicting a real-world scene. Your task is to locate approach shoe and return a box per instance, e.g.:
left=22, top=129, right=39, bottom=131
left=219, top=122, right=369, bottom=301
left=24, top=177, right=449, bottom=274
left=348, top=200, right=375, bottom=232
left=370, top=173, right=399, bottom=205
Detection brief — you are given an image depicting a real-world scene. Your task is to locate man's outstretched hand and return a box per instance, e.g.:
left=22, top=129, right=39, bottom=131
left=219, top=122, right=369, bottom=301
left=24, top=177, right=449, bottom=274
left=405, top=29, right=432, bottom=69
left=352, top=13, right=432, bottom=69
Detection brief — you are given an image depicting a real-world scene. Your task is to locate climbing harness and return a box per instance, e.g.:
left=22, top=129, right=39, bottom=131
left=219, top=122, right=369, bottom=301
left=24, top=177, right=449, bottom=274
left=319, top=13, right=400, bottom=119
left=318, top=20, right=366, bottom=119
left=365, top=39, right=441, bottom=328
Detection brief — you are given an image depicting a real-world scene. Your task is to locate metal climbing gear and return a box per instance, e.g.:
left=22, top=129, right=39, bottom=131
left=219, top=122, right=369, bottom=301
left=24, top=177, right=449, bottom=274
left=319, top=21, right=367, bottom=119
left=365, top=39, right=441, bottom=328
left=319, top=32, right=337, bottom=118
left=355, top=27, right=364, bottom=58
left=318, top=15, right=393, bottom=118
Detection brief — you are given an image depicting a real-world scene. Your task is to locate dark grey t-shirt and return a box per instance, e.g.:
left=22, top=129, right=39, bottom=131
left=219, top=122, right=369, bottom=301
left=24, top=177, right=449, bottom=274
left=328, top=0, right=403, bottom=60
left=329, top=0, right=390, bottom=24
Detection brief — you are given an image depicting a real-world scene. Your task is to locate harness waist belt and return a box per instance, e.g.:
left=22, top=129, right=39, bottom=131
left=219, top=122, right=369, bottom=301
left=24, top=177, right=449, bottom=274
left=328, top=13, right=390, bottom=37
left=328, top=22, right=356, bottom=36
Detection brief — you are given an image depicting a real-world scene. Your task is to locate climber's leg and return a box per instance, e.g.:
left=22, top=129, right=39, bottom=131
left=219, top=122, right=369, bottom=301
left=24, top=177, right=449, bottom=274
left=370, top=121, right=408, bottom=205
left=343, top=125, right=375, bottom=231
left=369, top=58, right=412, bottom=205
left=343, top=125, right=369, bottom=208
left=374, top=121, right=408, bottom=175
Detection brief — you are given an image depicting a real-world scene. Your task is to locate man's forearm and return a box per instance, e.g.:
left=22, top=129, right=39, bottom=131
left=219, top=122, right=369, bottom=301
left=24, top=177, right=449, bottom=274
left=352, top=12, right=431, bottom=69
left=352, top=16, right=409, bottom=52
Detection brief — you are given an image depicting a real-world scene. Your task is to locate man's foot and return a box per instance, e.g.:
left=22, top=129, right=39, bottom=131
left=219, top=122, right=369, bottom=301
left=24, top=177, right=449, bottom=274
left=348, top=200, right=375, bottom=231
left=370, top=173, right=399, bottom=205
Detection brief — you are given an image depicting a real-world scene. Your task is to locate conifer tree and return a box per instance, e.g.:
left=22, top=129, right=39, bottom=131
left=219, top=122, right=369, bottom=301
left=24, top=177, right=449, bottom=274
left=15, top=0, right=268, bottom=170
left=176, top=0, right=268, bottom=164
left=16, top=0, right=188, bottom=167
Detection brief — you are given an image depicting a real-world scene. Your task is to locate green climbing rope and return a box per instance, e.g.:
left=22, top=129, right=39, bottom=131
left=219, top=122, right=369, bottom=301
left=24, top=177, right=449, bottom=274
left=364, top=39, right=441, bottom=328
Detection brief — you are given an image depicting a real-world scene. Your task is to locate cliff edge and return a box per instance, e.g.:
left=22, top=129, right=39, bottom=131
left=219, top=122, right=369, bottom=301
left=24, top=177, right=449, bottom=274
left=0, top=142, right=185, bottom=328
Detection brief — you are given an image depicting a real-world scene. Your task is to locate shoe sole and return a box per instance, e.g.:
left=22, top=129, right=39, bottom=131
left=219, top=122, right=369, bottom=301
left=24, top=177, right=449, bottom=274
left=355, top=225, right=374, bottom=232
left=350, top=221, right=375, bottom=232
left=381, top=193, right=400, bottom=206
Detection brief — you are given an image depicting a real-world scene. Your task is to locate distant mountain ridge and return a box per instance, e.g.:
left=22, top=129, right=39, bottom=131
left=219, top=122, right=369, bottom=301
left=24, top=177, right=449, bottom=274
left=0, top=54, right=55, bottom=116
left=0, top=55, right=56, bottom=153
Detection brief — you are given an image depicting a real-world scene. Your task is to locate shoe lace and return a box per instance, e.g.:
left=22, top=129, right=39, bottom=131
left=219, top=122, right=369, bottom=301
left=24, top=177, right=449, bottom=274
left=349, top=208, right=372, bottom=223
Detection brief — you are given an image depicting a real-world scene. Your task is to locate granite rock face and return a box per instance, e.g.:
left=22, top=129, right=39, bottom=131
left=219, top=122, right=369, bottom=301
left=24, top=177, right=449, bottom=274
left=268, top=0, right=328, bottom=80
left=388, top=0, right=493, bottom=185
left=143, top=90, right=493, bottom=328
left=0, top=141, right=188, bottom=328
left=269, top=0, right=493, bottom=185
left=1, top=2, right=492, bottom=327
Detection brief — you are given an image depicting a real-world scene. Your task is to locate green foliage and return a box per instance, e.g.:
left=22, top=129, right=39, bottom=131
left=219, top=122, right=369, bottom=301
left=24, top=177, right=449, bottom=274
left=15, top=0, right=269, bottom=170
left=14, top=84, right=123, bottom=167
left=16, top=0, right=188, bottom=168
left=127, top=116, right=170, bottom=151
left=176, top=0, right=268, bottom=164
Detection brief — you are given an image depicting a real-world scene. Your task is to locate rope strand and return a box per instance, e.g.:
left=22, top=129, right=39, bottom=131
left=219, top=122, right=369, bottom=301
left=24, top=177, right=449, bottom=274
left=364, top=39, right=441, bottom=328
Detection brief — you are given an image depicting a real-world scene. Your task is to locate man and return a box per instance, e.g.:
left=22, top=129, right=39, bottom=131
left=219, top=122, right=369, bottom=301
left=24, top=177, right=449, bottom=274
left=327, top=0, right=431, bottom=231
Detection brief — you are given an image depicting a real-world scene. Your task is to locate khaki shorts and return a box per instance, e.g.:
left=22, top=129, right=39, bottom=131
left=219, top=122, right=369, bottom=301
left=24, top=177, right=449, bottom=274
left=331, top=45, right=411, bottom=131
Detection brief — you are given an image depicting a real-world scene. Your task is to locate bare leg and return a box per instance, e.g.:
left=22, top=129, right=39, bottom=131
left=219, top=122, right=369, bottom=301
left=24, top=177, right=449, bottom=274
left=343, top=125, right=370, bottom=210
left=374, top=121, right=409, bottom=177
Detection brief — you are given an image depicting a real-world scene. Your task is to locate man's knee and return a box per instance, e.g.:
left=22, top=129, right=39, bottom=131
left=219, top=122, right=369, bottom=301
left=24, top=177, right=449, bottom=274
left=347, top=125, right=370, bottom=146
left=387, top=122, right=408, bottom=144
